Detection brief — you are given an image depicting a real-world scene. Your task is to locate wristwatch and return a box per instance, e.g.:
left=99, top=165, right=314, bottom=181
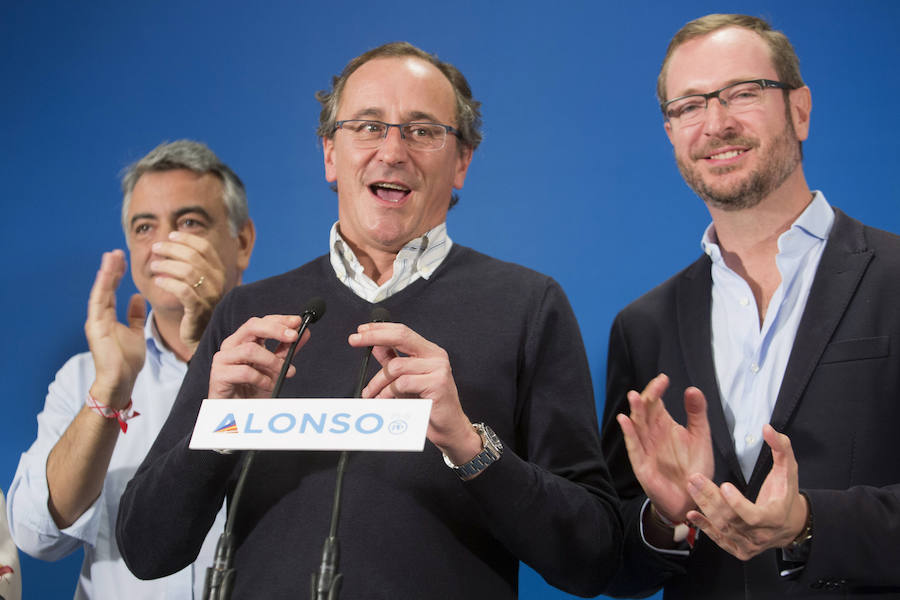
left=442, top=423, right=503, bottom=480
left=783, top=492, right=813, bottom=563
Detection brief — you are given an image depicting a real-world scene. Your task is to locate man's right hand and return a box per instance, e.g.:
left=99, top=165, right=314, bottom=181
left=85, top=250, right=146, bottom=409
left=616, top=373, right=714, bottom=524
left=208, top=315, right=310, bottom=399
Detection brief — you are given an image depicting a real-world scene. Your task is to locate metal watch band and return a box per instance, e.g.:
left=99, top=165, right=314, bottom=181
left=442, top=423, right=503, bottom=480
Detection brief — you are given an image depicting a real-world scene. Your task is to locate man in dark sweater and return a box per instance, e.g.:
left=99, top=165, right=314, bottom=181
left=116, top=42, right=622, bottom=598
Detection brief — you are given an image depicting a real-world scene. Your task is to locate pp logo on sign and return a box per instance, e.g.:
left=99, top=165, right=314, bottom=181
left=388, top=420, right=408, bottom=435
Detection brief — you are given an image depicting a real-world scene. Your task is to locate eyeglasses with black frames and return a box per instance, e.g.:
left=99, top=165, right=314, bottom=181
left=333, top=120, right=461, bottom=151
left=662, top=79, right=793, bottom=126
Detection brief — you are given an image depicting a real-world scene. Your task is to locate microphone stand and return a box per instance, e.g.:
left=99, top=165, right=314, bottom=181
left=311, top=307, right=389, bottom=600
left=203, top=300, right=324, bottom=600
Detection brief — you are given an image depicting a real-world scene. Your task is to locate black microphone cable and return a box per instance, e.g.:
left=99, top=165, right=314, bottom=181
left=312, top=306, right=391, bottom=600
left=203, top=297, right=327, bottom=600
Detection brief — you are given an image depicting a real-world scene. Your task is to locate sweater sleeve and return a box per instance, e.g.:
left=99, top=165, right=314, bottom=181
left=116, top=301, right=239, bottom=580
left=461, top=279, right=623, bottom=598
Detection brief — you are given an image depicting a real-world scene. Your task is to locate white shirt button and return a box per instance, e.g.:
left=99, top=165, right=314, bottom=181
left=745, top=434, right=756, bottom=445
left=740, top=297, right=750, bottom=307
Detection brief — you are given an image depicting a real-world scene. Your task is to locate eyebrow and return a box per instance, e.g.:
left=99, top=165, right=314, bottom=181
left=349, top=107, right=443, bottom=123
left=129, top=205, right=214, bottom=228
left=672, top=77, right=763, bottom=98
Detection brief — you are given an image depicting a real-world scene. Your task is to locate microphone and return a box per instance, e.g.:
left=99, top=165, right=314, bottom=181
left=203, top=297, right=327, bottom=600
left=271, top=297, right=327, bottom=398
left=312, top=306, right=391, bottom=600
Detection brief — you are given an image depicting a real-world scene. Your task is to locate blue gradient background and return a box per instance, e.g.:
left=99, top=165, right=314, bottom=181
left=2, top=1, right=898, bottom=598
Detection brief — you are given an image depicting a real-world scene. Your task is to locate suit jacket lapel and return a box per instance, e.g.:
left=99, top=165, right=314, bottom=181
left=676, top=255, right=747, bottom=485
left=748, top=208, right=873, bottom=488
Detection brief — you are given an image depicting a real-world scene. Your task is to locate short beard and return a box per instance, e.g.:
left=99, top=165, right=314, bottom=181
left=676, top=113, right=802, bottom=212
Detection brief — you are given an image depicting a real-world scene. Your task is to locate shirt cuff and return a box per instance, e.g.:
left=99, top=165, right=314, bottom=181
left=639, top=498, right=691, bottom=557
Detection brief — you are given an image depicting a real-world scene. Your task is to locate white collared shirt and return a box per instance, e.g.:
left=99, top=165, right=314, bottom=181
left=329, top=222, right=453, bottom=302
left=7, top=313, right=225, bottom=599
left=704, top=191, right=835, bottom=481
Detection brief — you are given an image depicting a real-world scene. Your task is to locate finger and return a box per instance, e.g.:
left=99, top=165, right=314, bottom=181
left=763, top=424, right=796, bottom=470
left=364, top=355, right=448, bottom=399
left=370, top=371, right=436, bottom=399
left=350, top=322, right=439, bottom=357
left=86, top=251, right=127, bottom=327
left=685, top=508, right=717, bottom=538
left=616, top=413, right=649, bottom=469
left=154, top=231, right=224, bottom=271
left=126, top=294, right=147, bottom=333
left=687, top=473, right=730, bottom=518
left=88, top=251, right=126, bottom=302
left=717, top=481, right=758, bottom=524
left=271, top=328, right=312, bottom=360
left=151, top=260, right=224, bottom=303
left=371, top=345, right=399, bottom=367
left=642, top=373, right=670, bottom=403
left=632, top=373, right=671, bottom=427
left=214, top=342, right=290, bottom=383
left=683, top=386, right=710, bottom=436
left=220, top=315, right=303, bottom=351
left=209, top=363, right=290, bottom=397
left=361, top=360, right=397, bottom=399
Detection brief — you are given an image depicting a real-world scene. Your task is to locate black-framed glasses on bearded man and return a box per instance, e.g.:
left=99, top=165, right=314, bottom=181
left=662, top=79, right=794, bottom=126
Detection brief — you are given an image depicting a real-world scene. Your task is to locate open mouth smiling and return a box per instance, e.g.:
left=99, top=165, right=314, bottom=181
left=707, top=149, right=745, bottom=160
left=369, top=182, right=411, bottom=203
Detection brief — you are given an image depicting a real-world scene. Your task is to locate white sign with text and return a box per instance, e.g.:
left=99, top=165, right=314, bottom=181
left=189, top=397, right=433, bottom=451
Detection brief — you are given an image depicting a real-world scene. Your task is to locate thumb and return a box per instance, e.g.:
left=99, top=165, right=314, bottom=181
left=127, top=294, right=147, bottom=332
left=683, top=386, right=710, bottom=436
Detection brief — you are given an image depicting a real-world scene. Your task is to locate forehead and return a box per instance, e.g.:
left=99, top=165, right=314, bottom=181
left=127, top=169, right=226, bottom=218
left=338, top=56, right=457, bottom=122
left=666, top=27, right=777, bottom=98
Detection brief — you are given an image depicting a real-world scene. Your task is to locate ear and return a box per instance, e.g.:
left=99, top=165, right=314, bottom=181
left=234, top=218, right=256, bottom=276
left=452, top=145, right=474, bottom=190
left=789, top=86, right=812, bottom=142
left=323, top=137, right=337, bottom=183
left=664, top=119, right=675, bottom=146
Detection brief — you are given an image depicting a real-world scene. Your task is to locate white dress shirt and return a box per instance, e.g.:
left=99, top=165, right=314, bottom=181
left=640, top=192, right=835, bottom=555
left=704, top=191, right=834, bottom=480
left=7, top=313, right=225, bottom=600
left=329, top=221, right=453, bottom=302
left=0, top=490, right=21, bottom=600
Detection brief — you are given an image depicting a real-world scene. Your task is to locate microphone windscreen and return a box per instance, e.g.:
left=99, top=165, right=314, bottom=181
left=302, top=297, right=327, bottom=323
left=370, top=306, right=391, bottom=323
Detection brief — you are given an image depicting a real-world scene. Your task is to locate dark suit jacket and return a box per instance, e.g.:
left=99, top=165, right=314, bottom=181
left=601, top=208, right=900, bottom=599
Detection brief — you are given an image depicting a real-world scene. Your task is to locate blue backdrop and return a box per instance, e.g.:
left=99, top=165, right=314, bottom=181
left=2, top=1, right=898, bottom=598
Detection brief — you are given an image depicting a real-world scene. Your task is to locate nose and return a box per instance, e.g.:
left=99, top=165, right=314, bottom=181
left=376, top=124, right=409, bottom=165
left=702, top=96, right=739, bottom=136
left=149, top=221, right=177, bottom=257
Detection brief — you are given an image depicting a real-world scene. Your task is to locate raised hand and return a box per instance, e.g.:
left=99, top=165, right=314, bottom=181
left=85, top=250, right=146, bottom=409
left=149, top=231, right=229, bottom=353
left=685, top=424, right=808, bottom=560
left=616, top=373, right=714, bottom=523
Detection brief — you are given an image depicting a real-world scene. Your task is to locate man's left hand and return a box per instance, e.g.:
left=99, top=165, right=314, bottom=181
left=685, top=424, right=809, bottom=560
left=150, top=231, right=228, bottom=353
left=348, top=323, right=483, bottom=466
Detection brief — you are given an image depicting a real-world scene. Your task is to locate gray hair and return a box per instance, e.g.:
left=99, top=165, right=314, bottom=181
left=121, top=140, right=248, bottom=236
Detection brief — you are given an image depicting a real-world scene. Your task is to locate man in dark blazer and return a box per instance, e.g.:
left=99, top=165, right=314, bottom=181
left=601, top=14, right=900, bottom=599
